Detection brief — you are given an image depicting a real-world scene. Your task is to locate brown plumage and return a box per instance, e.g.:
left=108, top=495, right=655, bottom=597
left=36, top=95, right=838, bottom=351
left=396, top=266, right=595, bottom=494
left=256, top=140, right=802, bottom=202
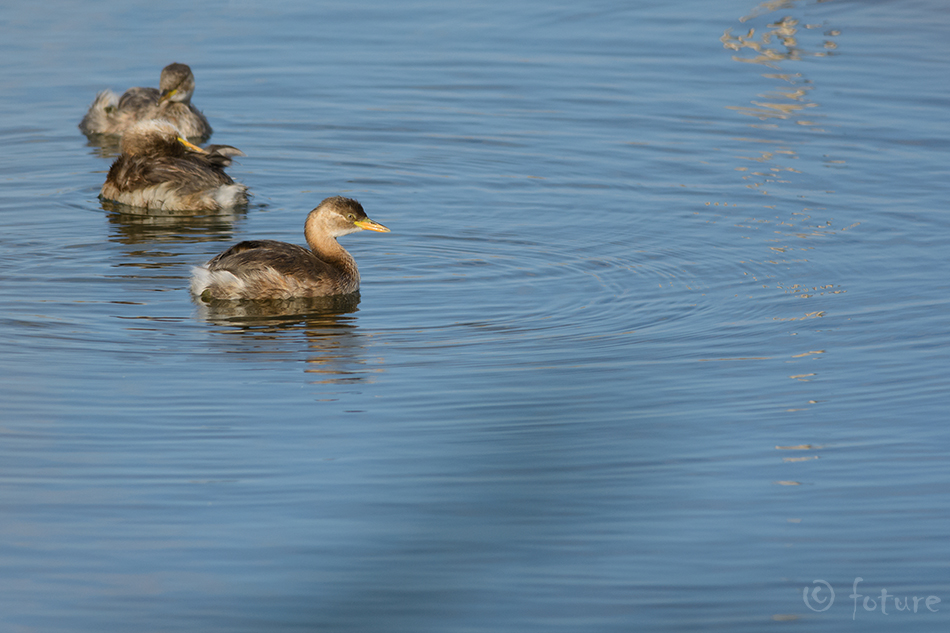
left=191, top=196, right=390, bottom=301
left=100, top=119, right=248, bottom=211
left=79, top=63, right=212, bottom=140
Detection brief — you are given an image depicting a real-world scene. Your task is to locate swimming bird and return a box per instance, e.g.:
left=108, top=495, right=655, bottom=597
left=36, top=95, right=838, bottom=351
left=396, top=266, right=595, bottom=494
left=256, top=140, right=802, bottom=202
left=79, top=63, right=212, bottom=140
left=100, top=119, right=248, bottom=211
left=191, top=196, right=389, bottom=301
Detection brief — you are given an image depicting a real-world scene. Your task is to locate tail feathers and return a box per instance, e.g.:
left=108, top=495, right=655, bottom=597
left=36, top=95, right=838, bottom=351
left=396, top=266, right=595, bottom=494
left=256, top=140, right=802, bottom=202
left=213, top=184, right=249, bottom=208
left=190, top=265, right=245, bottom=300
left=190, top=265, right=213, bottom=297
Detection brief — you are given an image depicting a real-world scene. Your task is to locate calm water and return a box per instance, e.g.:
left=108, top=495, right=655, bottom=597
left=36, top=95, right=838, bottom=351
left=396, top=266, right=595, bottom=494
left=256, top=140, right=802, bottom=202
left=2, top=0, right=949, bottom=630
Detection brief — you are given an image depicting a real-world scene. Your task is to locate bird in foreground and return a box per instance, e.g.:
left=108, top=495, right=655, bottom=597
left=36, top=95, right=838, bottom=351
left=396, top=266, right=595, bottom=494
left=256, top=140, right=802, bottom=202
left=100, top=119, right=248, bottom=212
left=191, top=196, right=389, bottom=301
left=79, top=63, right=212, bottom=140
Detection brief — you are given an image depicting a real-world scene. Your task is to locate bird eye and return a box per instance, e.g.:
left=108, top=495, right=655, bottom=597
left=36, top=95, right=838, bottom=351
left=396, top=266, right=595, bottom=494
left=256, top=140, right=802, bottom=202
left=347, top=214, right=356, bottom=220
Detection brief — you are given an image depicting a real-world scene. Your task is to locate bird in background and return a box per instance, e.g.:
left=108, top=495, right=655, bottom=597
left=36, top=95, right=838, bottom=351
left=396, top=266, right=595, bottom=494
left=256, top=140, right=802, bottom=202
left=100, top=119, right=247, bottom=212
left=80, top=63, right=212, bottom=141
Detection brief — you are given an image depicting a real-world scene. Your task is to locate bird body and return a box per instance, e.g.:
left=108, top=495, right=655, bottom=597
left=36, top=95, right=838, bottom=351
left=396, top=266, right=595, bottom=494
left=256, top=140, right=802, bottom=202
left=191, top=197, right=389, bottom=301
left=100, top=119, right=247, bottom=211
left=80, top=63, right=212, bottom=140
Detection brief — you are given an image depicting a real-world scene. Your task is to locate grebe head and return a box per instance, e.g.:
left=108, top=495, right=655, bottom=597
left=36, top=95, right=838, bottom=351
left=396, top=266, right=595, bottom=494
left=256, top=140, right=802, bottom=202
left=306, top=196, right=390, bottom=239
left=120, top=119, right=206, bottom=157
left=159, top=63, right=197, bottom=104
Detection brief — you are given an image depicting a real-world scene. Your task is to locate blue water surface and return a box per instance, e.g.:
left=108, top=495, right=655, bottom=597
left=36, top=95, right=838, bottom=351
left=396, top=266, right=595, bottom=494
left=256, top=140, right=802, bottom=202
left=1, top=0, right=949, bottom=631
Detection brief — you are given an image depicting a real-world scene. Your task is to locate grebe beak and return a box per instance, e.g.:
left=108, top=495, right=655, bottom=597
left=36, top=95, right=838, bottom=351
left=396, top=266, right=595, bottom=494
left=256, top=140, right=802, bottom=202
left=177, top=136, right=207, bottom=153
left=355, top=218, right=390, bottom=233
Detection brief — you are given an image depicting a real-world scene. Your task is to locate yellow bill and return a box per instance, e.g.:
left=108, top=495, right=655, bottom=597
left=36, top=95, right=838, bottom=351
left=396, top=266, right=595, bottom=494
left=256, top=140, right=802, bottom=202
left=177, top=136, right=207, bottom=153
left=355, top=218, right=390, bottom=233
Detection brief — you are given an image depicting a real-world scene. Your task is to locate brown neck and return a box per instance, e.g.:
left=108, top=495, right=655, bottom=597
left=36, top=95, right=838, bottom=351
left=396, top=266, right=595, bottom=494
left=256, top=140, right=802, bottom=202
left=305, top=225, right=358, bottom=279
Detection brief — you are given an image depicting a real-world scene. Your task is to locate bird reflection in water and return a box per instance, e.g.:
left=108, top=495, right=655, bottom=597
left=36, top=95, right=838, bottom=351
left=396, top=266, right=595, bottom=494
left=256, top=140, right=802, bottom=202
left=196, top=293, right=362, bottom=326
left=196, top=293, right=378, bottom=386
left=102, top=198, right=245, bottom=246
